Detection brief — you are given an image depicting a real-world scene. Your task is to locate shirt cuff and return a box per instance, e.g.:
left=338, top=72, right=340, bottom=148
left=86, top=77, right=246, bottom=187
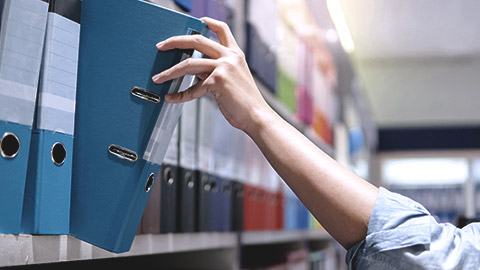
left=346, top=187, right=433, bottom=265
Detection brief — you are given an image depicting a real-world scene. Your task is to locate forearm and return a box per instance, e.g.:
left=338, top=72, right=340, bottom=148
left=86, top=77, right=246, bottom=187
left=154, top=18, right=378, bottom=249
left=245, top=105, right=378, bottom=249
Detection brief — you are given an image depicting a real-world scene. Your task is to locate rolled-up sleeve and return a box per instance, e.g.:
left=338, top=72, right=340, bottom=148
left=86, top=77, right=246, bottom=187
left=346, top=187, right=480, bottom=270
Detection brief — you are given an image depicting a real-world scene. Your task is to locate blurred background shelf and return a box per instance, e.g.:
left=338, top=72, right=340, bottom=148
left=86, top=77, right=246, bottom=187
left=241, top=230, right=331, bottom=246
left=256, top=77, right=336, bottom=157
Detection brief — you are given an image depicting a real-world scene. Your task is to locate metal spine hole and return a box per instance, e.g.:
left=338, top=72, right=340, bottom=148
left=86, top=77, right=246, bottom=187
left=51, top=142, right=66, bottom=166
left=131, top=87, right=161, bottom=103
left=145, top=173, right=155, bottom=193
left=210, top=179, right=218, bottom=193
left=164, top=167, right=174, bottom=185
left=237, top=189, right=244, bottom=199
left=202, top=176, right=211, bottom=191
left=223, top=183, right=231, bottom=194
left=0, top=132, right=20, bottom=159
left=108, top=144, right=138, bottom=162
left=185, top=171, right=194, bottom=188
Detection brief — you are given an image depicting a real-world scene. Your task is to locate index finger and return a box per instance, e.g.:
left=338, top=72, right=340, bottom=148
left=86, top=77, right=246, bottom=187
left=201, top=17, right=240, bottom=50
left=157, top=34, right=225, bottom=59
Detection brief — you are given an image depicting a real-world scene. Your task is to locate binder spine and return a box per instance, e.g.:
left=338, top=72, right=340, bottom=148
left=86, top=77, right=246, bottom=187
left=0, top=0, right=47, bottom=127
left=0, top=0, right=48, bottom=234
left=22, top=0, right=81, bottom=235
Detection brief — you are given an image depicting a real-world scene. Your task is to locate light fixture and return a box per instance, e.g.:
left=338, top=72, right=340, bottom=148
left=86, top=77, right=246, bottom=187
left=326, top=0, right=355, bottom=53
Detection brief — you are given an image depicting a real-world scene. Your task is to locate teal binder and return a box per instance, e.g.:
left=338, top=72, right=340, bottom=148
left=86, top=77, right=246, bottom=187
left=22, top=0, right=81, bottom=235
left=70, top=0, right=210, bottom=253
left=0, top=0, right=48, bottom=234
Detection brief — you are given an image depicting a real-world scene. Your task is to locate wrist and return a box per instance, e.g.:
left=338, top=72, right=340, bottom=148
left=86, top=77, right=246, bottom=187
left=243, top=103, right=279, bottom=139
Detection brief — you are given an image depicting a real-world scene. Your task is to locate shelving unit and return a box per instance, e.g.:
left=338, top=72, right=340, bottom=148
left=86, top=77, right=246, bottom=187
left=0, top=231, right=332, bottom=267
left=0, top=0, right=375, bottom=268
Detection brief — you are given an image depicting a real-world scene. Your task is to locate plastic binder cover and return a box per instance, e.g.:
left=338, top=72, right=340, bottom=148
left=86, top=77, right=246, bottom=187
left=70, top=0, right=209, bottom=253
left=159, top=125, right=179, bottom=234
left=195, top=96, right=215, bottom=232
left=0, top=0, right=48, bottom=234
left=177, top=100, right=198, bottom=233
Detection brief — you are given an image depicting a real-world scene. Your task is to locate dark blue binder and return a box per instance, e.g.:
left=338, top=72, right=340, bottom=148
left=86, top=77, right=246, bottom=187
left=70, top=0, right=210, bottom=253
left=196, top=171, right=212, bottom=232
left=177, top=167, right=197, bottom=232
left=177, top=100, right=199, bottom=233
left=246, top=23, right=277, bottom=92
left=209, top=176, right=222, bottom=231
left=160, top=163, right=178, bottom=233
left=218, top=177, right=233, bottom=231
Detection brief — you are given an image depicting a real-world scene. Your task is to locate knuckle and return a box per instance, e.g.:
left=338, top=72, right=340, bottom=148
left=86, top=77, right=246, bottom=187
left=181, top=58, right=193, bottom=68
left=213, top=67, right=228, bottom=81
left=221, top=52, right=243, bottom=70
left=219, top=21, right=230, bottom=31
left=192, top=34, right=203, bottom=44
left=235, top=49, right=246, bottom=60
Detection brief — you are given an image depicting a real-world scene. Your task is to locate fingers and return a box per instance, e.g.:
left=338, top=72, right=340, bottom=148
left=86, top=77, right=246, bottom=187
left=164, top=80, right=209, bottom=103
left=200, top=17, right=239, bottom=50
left=157, top=34, right=225, bottom=59
left=152, top=58, right=216, bottom=84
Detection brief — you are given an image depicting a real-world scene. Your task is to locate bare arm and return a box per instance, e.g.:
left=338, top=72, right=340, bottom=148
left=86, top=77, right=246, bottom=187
left=153, top=18, right=378, bottom=249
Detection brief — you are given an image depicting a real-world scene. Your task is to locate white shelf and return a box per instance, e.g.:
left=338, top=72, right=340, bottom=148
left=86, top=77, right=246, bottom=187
left=0, top=231, right=332, bottom=266
left=0, top=233, right=237, bottom=267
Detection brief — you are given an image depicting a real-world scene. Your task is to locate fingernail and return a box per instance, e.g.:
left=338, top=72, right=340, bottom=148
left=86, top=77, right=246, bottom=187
left=156, top=41, right=164, bottom=48
left=152, top=74, right=160, bottom=82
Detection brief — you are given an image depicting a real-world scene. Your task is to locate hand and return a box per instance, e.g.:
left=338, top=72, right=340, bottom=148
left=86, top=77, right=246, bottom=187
left=152, top=17, right=272, bottom=133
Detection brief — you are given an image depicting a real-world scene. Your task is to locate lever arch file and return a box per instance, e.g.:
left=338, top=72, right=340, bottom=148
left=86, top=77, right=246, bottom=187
left=22, top=0, right=81, bottom=235
left=70, top=0, right=210, bottom=253
left=0, top=0, right=48, bottom=234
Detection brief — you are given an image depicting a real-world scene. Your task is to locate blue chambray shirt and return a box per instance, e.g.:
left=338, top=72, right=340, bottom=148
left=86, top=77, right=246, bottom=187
left=346, top=187, right=480, bottom=269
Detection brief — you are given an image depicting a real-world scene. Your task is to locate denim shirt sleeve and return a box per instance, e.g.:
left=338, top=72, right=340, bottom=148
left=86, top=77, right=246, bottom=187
left=346, top=187, right=480, bottom=270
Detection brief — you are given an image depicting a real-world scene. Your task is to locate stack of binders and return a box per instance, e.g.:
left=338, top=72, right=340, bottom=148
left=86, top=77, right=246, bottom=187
left=0, top=0, right=49, bottom=234
left=0, top=0, right=319, bottom=254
